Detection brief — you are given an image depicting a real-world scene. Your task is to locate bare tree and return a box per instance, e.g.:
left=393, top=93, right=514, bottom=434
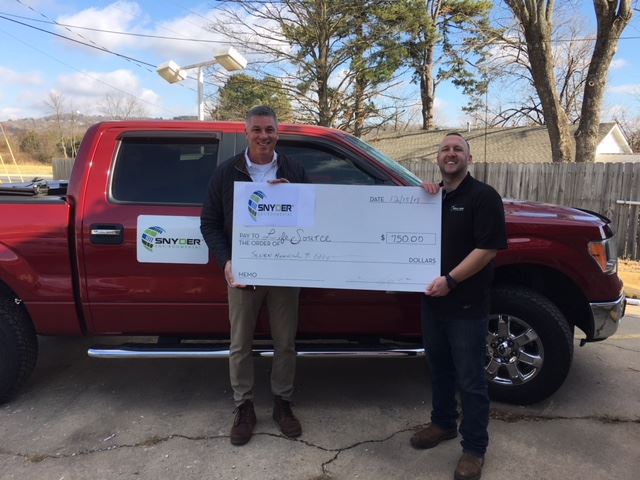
left=99, top=93, right=148, bottom=120
left=556, top=22, right=591, bottom=123
left=68, top=102, right=79, bottom=157
left=503, top=0, right=632, bottom=162
left=44, top=91, right=69, bottom=158
left=613, top=99, right=640, bottom=153
left=475, top=11, right=592, bottom=129
left=208, top=1, right=405, bottom=135
left=502, top=1, right=573, bottom=162
left=574, top=0, right=633, bottom=162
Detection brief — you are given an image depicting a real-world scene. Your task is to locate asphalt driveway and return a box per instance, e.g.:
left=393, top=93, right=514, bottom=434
left=1, top=306, right=639, bottom=480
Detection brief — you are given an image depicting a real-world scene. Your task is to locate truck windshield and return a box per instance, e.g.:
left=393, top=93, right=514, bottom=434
left=342, top=135, right=422, bottom=186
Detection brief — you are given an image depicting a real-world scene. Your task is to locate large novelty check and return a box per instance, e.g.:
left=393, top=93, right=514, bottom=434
left=231, top=182, right=441, bottom=292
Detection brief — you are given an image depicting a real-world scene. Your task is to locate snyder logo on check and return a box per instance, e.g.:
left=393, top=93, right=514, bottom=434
left=247, top=190, right=293, bottom=221
left=235, top=182, right=315, bottom=228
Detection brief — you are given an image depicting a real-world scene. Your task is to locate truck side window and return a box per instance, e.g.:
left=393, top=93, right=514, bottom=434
left=111, top=137, right=219, bottom=204
left=277, top=143, right=377, bottom=185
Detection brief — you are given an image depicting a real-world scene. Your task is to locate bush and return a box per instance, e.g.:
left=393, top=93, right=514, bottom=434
left=18, top=130, right=55, bottom=163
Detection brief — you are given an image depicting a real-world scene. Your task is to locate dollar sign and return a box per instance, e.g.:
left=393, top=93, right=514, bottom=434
left=380, top=234, right=385, bottom=241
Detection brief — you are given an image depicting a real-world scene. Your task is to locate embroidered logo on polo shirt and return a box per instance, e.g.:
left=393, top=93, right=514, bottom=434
left=450, top=205, right=464, bottom=212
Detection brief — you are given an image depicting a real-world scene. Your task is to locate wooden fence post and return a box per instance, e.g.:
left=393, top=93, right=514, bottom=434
left=52, top=158, right=75, bottom=180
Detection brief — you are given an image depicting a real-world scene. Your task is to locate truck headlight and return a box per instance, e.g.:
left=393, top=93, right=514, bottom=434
left=588, top=237, right=617, bottom=274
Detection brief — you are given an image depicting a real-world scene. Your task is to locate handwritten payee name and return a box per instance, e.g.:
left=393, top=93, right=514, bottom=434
left=263, top=228, right=331, bottom=245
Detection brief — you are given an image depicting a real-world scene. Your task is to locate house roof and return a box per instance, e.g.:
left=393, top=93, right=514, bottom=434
left=367, top=123, right=625, bottom=163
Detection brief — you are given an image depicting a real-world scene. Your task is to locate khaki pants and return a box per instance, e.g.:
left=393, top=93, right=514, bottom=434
left=227, top=285, right=300, bottom=405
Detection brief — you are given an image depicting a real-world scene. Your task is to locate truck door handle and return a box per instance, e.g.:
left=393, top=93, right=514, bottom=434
left=90, top=224, right=124, bottom=245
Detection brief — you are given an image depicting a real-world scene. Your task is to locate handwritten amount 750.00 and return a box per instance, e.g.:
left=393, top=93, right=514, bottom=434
left=382, top=233, right=435, bottom=245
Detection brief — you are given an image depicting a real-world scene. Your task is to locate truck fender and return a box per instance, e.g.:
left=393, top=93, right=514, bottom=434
left=0, top=242, right=39, bottom=301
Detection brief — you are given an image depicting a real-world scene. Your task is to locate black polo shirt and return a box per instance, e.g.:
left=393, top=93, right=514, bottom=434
left=426, top=173, right=507, bottom=318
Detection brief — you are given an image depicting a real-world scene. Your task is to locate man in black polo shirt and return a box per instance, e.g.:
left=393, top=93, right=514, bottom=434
left=410, top=132, right=507, bottom=480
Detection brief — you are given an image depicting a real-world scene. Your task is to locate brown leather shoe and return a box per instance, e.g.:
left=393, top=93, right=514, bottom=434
left=454, top=452, right=485, bottom=480
left=410, top=423, right=457, bottom=449
left=230, top=400, right=256, bottom=446
left=273, top=396, right=302, bottom=438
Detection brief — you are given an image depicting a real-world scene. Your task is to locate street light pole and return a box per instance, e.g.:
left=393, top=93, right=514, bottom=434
left=197, top=66, right=205, bottom=121
left=156, top=47, right=248, bottom=120
left=178, top=61, right=223, bottom=121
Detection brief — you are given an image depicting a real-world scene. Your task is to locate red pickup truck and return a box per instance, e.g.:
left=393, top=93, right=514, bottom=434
left=0, top=121, right=626, bottom=406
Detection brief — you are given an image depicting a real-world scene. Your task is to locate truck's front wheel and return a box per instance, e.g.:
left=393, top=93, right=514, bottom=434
left=487, top=286, right=573, bottom=405
left=0, top=297, right=38, bottom=404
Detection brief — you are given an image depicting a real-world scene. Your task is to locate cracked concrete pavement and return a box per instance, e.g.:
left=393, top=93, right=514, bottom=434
left=1, top=305, right=639, bottom=480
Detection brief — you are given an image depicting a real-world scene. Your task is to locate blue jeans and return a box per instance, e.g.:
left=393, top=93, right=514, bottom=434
left=421, top=298, right=489, bottom=457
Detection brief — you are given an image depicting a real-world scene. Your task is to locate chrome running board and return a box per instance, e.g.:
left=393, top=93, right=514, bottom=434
left=88, top=342, right=425, bottom=359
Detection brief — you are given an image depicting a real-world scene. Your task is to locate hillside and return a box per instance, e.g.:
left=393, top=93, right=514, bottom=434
left=0, top=114, right=99, bottom=166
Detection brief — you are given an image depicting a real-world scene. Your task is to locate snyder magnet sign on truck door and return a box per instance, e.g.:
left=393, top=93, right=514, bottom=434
left=137, top=215, right=208, bottom=264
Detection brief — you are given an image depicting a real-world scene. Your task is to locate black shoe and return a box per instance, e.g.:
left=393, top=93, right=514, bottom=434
left=272, top=396, right=302, bottom=438
left=410, top=423, right=457, bottom=449
left=230, top=400, right=256, bottom=446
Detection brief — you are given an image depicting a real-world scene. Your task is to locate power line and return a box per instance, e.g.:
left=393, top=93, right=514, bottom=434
left=2, top=10, right=639, bottom=45
left=0, top=10, right=238, bottom=44
left=6, top=1, right=227, bottom=116
left=2, top=3, right=293, bottom=121
left=0, top=14, right=158, bottom=68
left=113, top=0, right=212, bottom=41
left=0, top=13, right=235, bottom=91
left=0, top=26, right=182, bottom=118
left=8, top=1, right=233, bottom=106
left=0, top=11, right=242, bottom=116
left=12, top=0, right=166, bottom=75
left=0, top=8, right=247, bottom=88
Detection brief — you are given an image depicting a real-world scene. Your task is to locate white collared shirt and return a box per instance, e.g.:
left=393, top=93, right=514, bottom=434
left=245, top=148, right=278, bottom=182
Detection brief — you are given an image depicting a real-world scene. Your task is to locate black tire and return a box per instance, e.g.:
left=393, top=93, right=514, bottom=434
left=487, top=286, right=573, bottom=405
left=0, top=297, right=38, bottom=404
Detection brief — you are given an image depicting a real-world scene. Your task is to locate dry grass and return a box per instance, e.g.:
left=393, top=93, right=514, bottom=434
left=0, top=163, right=52, bottom=183
left=619, top=260, right=640, bottom=299
left=620, top=259, right=640, bottom=273
left=0, top=163, right=52, bottom=175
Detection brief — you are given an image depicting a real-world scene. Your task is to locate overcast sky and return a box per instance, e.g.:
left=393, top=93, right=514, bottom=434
left=1, top=0, right=639, bottom=126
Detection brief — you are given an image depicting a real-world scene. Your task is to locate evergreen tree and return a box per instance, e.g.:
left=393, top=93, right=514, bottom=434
left=388, top=0, right=493, bottom=130
left=214, top=74, right=293, bottom=122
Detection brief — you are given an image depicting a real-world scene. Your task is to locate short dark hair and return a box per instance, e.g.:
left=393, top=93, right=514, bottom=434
left=444, top=131, right=470, bottom=151
left=246, top=105, right=278, bottom=124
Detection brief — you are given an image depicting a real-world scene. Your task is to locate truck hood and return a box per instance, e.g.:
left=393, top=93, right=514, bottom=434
left=504, top=198, right=609, bottom=228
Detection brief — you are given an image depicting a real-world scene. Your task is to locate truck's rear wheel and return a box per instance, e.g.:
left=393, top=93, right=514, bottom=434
left=0, top=297, right=38, bottom=404
left=487, top=286, right=573, bottom=405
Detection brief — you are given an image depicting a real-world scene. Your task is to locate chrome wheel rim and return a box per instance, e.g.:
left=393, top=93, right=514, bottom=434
left=486, top=313, right=544, bottom=386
